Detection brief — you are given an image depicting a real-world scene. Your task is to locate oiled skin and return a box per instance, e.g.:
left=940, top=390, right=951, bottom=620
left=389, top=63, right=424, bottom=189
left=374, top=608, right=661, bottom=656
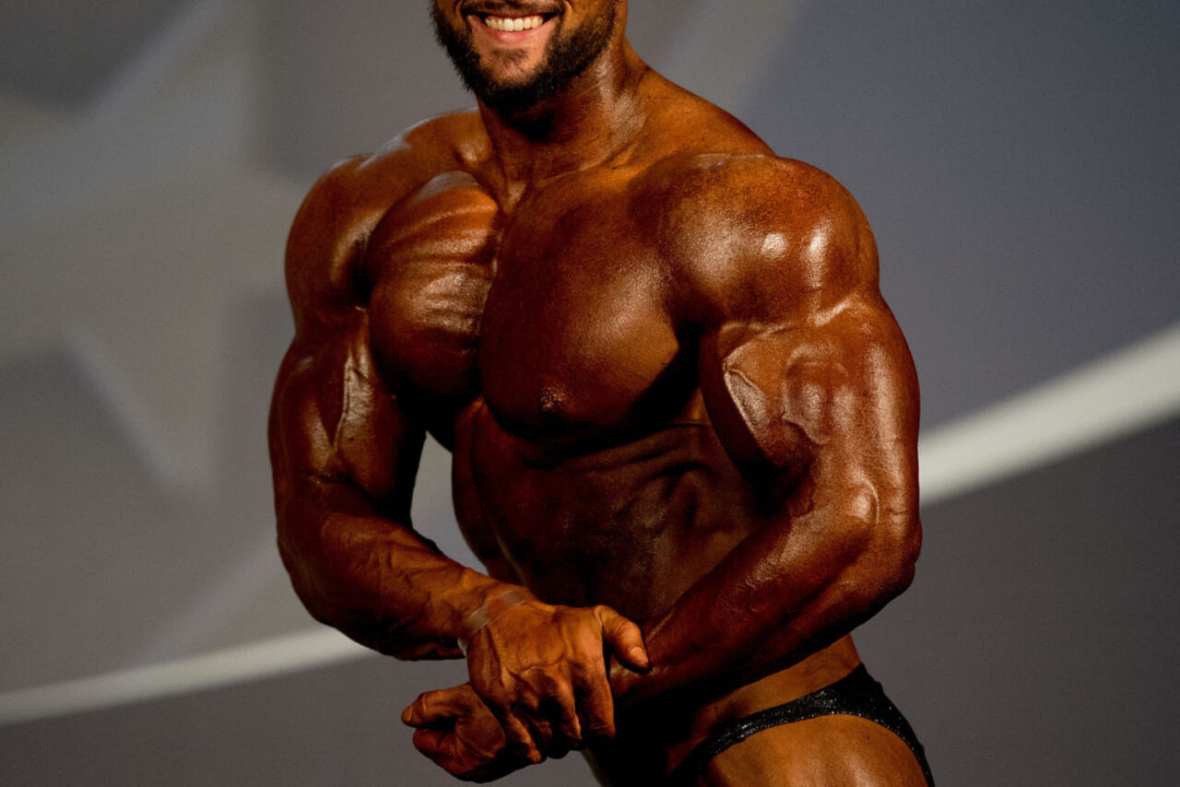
left=269, top=17, right=923, bottom=786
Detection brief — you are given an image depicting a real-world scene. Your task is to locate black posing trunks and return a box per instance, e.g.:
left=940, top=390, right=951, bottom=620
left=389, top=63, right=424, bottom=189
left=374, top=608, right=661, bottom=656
left=669, top=665, right=934, bottom=785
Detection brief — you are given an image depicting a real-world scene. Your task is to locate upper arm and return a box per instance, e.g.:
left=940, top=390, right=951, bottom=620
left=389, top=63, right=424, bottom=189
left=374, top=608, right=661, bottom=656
left=269, top=154, right=427, bottom=525
left=671, top=157, right=920, bottom=536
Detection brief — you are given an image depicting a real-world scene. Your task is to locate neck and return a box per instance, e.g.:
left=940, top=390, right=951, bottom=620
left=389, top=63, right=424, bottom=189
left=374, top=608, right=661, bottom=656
left=478, top=40, right=649, bottom=192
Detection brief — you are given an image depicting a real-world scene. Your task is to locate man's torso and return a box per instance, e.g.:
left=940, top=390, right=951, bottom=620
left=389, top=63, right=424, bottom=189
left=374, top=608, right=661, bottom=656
left=365, top=101, right=770, bottom=613
left=343, top=78, right=865, bottom=762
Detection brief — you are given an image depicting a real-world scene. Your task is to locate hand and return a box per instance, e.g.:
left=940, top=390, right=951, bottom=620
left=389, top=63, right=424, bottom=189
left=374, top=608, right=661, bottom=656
left=402, top=683, right=525, bottom=782
left=464, top=600, right=650, bottom=761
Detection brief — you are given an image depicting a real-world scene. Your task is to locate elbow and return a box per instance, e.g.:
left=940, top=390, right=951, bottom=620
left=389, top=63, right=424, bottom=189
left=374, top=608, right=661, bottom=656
left=276, top=516, right=339, bottom=627
left=839, top=504, right=922, bottom=618
left=872, top=509, right=922, bottom=602
left=841, top=482, right=922, bottom=606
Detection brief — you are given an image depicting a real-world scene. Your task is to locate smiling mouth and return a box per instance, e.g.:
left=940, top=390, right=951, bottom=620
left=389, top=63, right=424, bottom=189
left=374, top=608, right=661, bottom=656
left=463, top=5, right=562, bottom=42
left=476, top=13, right=555, bottom=31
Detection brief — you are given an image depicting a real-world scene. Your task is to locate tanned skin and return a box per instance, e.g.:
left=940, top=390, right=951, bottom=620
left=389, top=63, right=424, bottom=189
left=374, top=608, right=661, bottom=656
left=268, top=1, right=925, bottom=784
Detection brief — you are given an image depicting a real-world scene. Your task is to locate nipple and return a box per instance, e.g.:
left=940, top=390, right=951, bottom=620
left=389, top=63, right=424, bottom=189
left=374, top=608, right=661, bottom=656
left=538, top=385, right=567, bottom=420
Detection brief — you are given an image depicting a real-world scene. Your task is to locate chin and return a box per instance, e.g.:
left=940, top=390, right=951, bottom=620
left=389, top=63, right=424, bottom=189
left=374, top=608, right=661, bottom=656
left=485, top=68, right=544, bottom=91
left=480, top=53, right=547, bottom=86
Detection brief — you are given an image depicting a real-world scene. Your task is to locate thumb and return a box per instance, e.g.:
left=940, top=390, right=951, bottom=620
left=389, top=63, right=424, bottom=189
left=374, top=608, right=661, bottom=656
left=403, top=687, right=467, bottom=728
left=594, top=605, right=651, bottom=672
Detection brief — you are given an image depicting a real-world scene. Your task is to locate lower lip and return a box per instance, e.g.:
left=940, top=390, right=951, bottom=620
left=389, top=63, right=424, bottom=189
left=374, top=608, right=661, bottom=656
left=467, top=15, right=558, bottom=45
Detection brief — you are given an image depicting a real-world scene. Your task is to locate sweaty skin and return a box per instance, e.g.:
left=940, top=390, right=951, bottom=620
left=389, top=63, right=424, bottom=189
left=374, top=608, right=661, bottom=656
left=269, top=1, right=924, bottom=784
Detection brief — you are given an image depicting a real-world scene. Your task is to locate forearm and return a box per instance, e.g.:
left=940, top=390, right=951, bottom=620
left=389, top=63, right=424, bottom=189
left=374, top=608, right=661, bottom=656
left=611, top=496, right=918, bottom=706
left=278, top=476, right=530, bottom=659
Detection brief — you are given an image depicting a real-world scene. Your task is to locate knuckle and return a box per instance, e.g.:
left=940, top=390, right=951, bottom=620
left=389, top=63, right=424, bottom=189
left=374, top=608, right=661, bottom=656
left=536, top=670, right=566, bottom=696
left=505, top=728, right=533, bottom=751
left=512, top=685, right=542, bottom=713
left=576, top=637, right=607, bottom=663
left=506, top=734, right=543, bottom=764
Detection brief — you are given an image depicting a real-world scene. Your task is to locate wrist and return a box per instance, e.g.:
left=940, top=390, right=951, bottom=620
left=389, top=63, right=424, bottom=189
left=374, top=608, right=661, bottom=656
left=457, top=586, right=536, bottom=652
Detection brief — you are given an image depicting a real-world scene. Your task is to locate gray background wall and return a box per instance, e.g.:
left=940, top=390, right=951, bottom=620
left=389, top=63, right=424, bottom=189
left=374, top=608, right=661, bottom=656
left=1, top=1, right=1177, bottom=785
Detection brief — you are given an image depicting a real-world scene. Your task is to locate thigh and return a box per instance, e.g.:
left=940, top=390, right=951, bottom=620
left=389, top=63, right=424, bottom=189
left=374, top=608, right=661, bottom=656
left=699, top=715, right=928, bottom=787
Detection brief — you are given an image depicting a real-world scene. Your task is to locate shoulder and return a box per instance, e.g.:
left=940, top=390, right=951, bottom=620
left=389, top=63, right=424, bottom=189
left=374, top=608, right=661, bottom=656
left=285, top=110, right=487, bottom=330
left=637, top=152, right=873, bottom=268
left=634, top=153, right=878, bottom=325
left=290, top=109, right=485, bottom=238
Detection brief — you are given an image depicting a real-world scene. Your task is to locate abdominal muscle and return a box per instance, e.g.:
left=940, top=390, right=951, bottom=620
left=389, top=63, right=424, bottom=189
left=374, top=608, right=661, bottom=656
left=450, top=395, right=864, bottom=775
left=454, top=392, right=765, bottom=623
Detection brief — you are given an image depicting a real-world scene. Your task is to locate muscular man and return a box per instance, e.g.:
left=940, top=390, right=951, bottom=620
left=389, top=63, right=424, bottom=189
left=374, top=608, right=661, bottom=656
left=268, top=2, right=931, bottom=784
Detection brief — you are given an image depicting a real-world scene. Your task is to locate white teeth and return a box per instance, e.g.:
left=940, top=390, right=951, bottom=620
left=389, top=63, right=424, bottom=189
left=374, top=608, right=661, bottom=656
left=483, top=14, right=545, bottom=32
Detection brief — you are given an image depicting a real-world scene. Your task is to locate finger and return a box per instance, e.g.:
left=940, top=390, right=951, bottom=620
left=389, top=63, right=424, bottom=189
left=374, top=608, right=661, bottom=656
left=520, top=714, right=555, bottom=758
left=574, top=658, right=617, bottom=741
left=481, top=698, right=543, bottom=766
left=595, top=605, right=650, bottom=672
left=412, top=727, right=450, bottom=757
left=503, top=712, right=545, bottom=765
left=543, top=680, right=583, bottom=751
left=514, top=689, right=557, bottom=755
left=413, top=729, right=476, bottom=779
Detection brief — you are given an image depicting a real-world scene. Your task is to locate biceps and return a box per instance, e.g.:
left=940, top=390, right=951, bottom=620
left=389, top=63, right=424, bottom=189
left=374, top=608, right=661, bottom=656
left=269, top=309, right=424, bottom=517
left=699, top=301, right=919, bottom=505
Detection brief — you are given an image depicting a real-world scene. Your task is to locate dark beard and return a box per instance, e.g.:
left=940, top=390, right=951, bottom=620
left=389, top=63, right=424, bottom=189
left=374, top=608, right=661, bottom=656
left=431, top=4, right=616, bottom=113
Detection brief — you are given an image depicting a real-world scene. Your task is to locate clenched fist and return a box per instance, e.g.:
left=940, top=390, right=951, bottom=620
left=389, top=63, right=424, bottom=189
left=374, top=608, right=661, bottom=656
left=402, top=683, right=519, bottom=782
left=463, top=599, right=650, bottom=761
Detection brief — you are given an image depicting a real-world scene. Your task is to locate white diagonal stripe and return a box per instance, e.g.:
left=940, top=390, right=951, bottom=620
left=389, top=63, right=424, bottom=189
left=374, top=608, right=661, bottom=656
left=920, top=320, right=1180, bottom=506
left=0, top=629, right=369, bottom=726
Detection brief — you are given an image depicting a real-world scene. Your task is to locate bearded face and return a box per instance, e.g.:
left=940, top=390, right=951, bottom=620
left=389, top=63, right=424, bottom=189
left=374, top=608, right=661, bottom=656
left=432, top=1, right=619, bottom=111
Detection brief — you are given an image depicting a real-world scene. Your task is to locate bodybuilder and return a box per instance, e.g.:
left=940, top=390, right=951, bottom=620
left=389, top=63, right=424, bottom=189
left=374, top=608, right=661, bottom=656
left=269, top=1, right=931, bottom=784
